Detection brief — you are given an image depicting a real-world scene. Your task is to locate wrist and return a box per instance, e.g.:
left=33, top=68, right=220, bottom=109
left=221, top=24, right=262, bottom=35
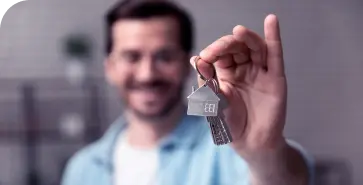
left=245, top=138, right=288, bottom=170
left=233, top=135, right=287, bottom=163
left=246, top=140, right=309, bottom=185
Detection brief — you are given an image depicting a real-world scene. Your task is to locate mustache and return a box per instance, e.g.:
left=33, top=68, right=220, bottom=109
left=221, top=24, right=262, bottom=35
left=126, top=80, right=171, bottom=90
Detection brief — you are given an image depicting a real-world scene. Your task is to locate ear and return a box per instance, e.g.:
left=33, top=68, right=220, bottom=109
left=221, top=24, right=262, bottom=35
left=104, top=58, right=117, bottom=86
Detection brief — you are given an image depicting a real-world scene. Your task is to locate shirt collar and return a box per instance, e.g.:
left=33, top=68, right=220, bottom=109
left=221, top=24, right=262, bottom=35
left=92, top=110, right=206, bottom=168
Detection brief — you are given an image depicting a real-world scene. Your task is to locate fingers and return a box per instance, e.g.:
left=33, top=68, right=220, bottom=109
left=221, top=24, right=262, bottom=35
left=198, top=26, right=266, bottom=69
left=264, top=14, right=284, bottom=76
left=199, top=35, right=249, bottom=67
left=233, top=25, right=267, bottom=66
left=193, top=16, right=283, bottom=84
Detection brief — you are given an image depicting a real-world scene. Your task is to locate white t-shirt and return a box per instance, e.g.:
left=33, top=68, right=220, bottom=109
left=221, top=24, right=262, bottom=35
left=113, top=132, right=159, bottom=185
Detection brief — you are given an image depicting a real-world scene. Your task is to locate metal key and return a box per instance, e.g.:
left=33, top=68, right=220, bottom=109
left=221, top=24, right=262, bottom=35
left=187, top=78, right=233, bottom=145
left=205, top=79, right=233, bottom=145
left=207, top=115, right=233, bottom=145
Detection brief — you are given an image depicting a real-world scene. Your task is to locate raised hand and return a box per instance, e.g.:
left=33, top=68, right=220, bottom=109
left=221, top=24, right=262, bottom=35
left=191, top=14, right=287, bottom=159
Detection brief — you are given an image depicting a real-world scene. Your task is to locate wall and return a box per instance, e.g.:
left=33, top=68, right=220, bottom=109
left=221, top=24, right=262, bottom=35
left=0, top=0, right=362, bottom=184
left=0, top=0, right=112, bottom=78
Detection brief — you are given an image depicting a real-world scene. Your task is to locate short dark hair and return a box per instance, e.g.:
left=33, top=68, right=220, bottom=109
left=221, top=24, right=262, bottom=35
left=105, top=0, right=194, bottom=55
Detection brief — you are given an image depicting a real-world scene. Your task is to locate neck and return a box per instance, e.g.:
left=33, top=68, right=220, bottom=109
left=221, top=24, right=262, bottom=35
left=124, top=103, right=185, bottom=148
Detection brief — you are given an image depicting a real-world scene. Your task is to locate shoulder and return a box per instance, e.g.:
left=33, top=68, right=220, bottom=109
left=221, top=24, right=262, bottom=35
left=60, top=141, right=103, bottom=185
left=61, top=118, right=126, bottom=185
left=66, top=142, right=100, bottom=167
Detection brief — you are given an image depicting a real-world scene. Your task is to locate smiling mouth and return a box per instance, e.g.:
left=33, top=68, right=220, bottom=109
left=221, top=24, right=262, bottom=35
left=132, top=88, right=166, bottom=99
left=133, top=87, right=165, bottom=93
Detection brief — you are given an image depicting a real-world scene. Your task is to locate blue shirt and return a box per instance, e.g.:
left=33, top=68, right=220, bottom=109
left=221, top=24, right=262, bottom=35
left=61, top=113, right=314, bottom=185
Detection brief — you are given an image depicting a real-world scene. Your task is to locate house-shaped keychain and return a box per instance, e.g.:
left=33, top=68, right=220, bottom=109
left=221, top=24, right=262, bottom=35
left=187, top=85, right=220, bottom=117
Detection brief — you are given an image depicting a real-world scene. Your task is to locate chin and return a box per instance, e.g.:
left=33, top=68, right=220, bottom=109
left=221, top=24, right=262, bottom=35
left=126, top=92, right=182, bottom=119
left=133, top=109, right=167, bottom=120
left=131, top=103, right=177, bottom=119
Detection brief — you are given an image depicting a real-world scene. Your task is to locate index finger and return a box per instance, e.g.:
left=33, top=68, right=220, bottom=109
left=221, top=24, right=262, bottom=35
left=199, top=35, right=248, bottom=64
left=233, top=25, right=267, bottom=66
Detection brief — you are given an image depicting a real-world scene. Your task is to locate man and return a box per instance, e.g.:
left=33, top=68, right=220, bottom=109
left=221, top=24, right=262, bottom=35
left=61, top=0, right=314, bottom=185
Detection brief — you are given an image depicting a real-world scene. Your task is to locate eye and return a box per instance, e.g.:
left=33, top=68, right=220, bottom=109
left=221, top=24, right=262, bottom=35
left=154, top=49, right=175, bottom=63
left=121, top=51, right=141, bottom=63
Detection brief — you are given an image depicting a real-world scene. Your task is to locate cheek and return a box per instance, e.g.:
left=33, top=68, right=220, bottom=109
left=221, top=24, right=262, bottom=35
left=108, top=66, right=130, bottom=90
left=161, top=64, right=189, bottom=83
left=117, top=76, right=132, bottom=102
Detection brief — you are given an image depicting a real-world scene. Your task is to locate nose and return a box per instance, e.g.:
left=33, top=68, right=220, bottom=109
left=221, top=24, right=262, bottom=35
left=135, top=57, right=159, bottom=82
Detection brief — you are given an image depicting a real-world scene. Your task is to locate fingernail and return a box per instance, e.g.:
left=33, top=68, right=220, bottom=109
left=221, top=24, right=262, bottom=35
left=199, top=50, right=206, bottom=58
left=190, top=57, right=197, bottom=69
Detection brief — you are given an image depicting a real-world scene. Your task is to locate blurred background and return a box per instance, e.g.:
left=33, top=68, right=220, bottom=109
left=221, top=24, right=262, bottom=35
left=0, top=0, right=362, bottom=184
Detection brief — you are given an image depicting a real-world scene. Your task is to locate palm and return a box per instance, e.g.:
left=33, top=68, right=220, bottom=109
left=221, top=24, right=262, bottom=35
left=219, top=59, right=286, bottom=151
left=194, top=15, right=287, bottom=154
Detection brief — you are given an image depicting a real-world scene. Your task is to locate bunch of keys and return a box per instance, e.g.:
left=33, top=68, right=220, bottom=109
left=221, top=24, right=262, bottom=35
left=187, top=56, right=233, bottom=145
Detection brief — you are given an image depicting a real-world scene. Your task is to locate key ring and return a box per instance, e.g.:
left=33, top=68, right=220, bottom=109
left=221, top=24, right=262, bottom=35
left=207, top=78, right=219, bottom=94
left=194, top=56, right=219, bottom=93
left=194, top=56, right=216, bottom=81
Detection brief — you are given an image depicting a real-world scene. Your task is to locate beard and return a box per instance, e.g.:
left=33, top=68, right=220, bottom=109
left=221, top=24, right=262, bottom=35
left=121, top=78, right=185, bottom=121
left=132, top=89, right=182, bottom=120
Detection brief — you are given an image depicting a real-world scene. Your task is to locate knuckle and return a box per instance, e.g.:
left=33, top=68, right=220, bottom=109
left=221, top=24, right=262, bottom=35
left=233, top=25, right=249, bottom=38
left=215, top=35, right=235, bottom=50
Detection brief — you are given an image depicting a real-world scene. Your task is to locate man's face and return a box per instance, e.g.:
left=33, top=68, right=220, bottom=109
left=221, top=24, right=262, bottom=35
left=105, top=17, right=190, bottom=119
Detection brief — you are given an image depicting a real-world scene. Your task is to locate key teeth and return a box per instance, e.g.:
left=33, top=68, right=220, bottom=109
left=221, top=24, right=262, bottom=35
left=207, top=116, right=233, bottom=146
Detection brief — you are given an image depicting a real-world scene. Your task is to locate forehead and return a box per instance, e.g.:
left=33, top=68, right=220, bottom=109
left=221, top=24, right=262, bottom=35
left=111, top=17, right=180, bottom=49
